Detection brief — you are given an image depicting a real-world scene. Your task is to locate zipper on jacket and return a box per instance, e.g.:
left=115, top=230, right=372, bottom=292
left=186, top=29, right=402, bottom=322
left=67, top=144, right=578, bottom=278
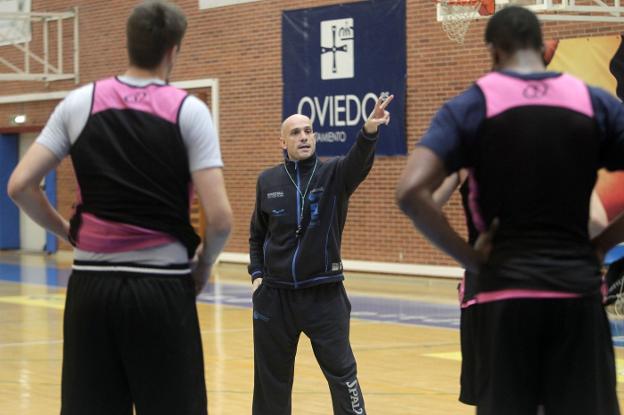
left=291, top=161, right=301, bottom=288
left=324, top=196, right=337, bottom=272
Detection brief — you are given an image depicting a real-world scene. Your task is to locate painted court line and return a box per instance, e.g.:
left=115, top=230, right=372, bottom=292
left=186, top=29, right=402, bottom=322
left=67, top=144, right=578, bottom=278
left=0, top=294, right=65, bottom=310
left=3, top=262, right=624, bottom=347
left=0, top=339, right=63, bottom=348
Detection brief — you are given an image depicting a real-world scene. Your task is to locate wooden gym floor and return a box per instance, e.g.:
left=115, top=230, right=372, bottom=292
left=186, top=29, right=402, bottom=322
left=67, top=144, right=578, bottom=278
left=1, top=251, right=623, bottom=414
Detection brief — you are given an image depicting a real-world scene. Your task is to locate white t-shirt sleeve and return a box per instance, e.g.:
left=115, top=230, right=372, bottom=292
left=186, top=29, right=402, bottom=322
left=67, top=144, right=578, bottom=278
left=179, top=95, right=224, bottom=172
left=35, top=83, right=93, bottom=160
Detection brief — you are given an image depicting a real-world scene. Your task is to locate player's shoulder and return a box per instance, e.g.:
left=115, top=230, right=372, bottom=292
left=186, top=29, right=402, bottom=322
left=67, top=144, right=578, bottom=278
left=179, top=93, right=211, bottom=117
left=181, top=92, right=202, bottom=104
left=582, top=84, right=623, bottom=122
left=154, top=83, right=189, bottom=109
left=437, top=84, right=485, bottom=123
left=587, top=84, right=620, bottom=105
left=446, top=84, right=484, bottom=110
left=62, top=83, right=95, bottom=109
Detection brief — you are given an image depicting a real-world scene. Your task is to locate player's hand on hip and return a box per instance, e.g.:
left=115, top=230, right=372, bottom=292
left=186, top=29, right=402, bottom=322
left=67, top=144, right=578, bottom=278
left=364, top=93, right=394, bottom=135
left=191, top=261, right=212, bottom=296
left=252, top=277, right=263, bottom=293
left=191, top=244, right=212, bottom=296
left=61, top=219, right=71, bottom=243
left=472, top=218, right=499, bottom=271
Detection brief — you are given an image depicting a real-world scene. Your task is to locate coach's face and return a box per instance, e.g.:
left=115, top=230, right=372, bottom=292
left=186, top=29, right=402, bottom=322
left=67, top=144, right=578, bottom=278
left=280, top=114, right=316, bottom=161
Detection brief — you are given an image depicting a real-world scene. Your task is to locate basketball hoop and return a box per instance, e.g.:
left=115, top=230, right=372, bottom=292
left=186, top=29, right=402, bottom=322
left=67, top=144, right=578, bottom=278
left=435, top=0, right=495, bottom=44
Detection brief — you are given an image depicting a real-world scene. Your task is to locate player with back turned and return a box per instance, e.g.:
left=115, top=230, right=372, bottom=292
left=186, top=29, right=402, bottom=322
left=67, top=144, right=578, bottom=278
left=8, top=2, right=232, bottom=414
left=397, top=6, right=624, bottom=414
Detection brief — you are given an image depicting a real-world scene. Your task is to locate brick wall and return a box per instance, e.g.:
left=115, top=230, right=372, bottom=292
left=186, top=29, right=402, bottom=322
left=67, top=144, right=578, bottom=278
left=2, top=0, right=624, bottom=266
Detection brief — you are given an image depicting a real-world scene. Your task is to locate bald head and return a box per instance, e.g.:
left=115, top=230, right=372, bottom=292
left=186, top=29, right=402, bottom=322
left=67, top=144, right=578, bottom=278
left=281, top=114, right=312, bottom=138
left=280, top=114, right=316, bottom=161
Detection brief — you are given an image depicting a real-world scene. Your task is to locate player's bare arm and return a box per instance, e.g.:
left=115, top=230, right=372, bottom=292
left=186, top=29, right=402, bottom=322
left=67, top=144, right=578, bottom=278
left=8, top=143, right=70, bottom=242
left=396, top=146, right=483, bottom=273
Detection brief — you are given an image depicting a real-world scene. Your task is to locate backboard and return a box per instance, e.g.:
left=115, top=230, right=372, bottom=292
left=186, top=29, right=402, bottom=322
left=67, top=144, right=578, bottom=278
left=437, top=0, right=624, bottom=43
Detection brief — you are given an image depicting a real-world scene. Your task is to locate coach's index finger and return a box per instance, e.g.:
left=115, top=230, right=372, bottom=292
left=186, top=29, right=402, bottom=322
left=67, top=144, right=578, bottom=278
left=380, top=94, right=394, bottom=110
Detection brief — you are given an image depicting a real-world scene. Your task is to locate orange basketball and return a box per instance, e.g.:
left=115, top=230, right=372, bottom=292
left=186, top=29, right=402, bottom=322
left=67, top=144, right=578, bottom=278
left=595, top=170, right=624, bottom=221
left=543, top=39, right=559, bottom=65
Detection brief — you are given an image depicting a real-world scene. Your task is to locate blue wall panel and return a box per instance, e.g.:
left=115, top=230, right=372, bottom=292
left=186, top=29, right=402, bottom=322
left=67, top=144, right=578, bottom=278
left=45, top=169, right=58, bottom=253
left=0, top=134, right=19, bottom=249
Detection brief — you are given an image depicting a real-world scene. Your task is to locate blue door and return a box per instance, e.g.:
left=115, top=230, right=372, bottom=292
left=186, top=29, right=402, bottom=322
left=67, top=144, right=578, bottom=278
left=0, top=134, right=19, bottom=249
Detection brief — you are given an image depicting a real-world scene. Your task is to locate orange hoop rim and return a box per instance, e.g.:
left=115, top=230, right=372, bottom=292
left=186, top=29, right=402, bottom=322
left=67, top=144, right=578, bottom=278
left=434, top=0, right=495, bottom=16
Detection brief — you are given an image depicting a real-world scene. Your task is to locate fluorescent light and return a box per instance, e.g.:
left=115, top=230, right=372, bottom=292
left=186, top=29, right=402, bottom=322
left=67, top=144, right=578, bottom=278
left=12, top=114, right=26, bottom=124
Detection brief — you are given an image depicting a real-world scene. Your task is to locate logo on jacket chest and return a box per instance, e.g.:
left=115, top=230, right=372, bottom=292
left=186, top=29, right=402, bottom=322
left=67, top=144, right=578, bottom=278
left=271, top=208, right=286, bottom=217
left=267, top=191, right=285, bottom=199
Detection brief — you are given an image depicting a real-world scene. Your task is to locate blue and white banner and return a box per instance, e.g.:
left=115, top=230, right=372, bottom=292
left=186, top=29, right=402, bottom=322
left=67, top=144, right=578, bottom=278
left=282, top=0, right=406, bottom=156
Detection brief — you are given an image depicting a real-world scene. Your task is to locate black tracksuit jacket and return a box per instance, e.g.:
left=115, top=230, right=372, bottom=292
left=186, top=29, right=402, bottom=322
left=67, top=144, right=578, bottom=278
left=248, top=128, right=378, bottom=289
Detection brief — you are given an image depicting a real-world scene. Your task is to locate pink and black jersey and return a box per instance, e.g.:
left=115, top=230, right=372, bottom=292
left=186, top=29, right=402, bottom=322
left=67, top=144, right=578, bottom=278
left=68, top=77, right=200, bottom=258
left=420, top=71, right=624, bottom=299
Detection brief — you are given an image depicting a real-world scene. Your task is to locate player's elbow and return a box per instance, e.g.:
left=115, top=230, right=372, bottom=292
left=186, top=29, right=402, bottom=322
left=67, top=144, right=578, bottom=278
left=207, top=206, right=233, bottom=238
left=395, top=181, right=414, bottom=212
left=396, top=182, right=426, bottom=218
left=7, top=171, right=28, bottom=202
left=217, top=213, right=233, bottom=238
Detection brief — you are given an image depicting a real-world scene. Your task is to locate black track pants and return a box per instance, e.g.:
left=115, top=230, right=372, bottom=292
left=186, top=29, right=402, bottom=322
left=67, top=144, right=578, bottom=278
left=252, top=282, right=365, bottom=415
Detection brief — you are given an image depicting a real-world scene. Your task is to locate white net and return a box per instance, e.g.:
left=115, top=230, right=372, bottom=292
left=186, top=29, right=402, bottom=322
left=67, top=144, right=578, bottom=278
left=438, top=0, right=482, bottom=44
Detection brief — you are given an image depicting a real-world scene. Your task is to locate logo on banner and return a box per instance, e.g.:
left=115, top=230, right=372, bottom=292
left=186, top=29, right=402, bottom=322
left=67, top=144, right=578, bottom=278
left=301, top=17, right=375, bottom=141
left=320, top=18, right=354, bottom=80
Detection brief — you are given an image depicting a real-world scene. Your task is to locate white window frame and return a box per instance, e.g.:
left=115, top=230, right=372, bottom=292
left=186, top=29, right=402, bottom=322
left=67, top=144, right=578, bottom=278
left=199, top=0, right=261, bottom=10
left=0, top=78, right=220, bottom=136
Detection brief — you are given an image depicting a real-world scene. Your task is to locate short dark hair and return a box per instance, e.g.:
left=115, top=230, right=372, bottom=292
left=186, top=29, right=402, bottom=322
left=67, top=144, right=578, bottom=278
left=126, top=1, right=187, bottom=69
left=485, top=6, right=543, bottom=54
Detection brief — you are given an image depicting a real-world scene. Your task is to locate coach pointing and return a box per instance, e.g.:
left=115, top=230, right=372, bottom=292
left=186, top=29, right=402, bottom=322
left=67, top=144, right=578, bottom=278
left=249, top=94, right=393, bottom=415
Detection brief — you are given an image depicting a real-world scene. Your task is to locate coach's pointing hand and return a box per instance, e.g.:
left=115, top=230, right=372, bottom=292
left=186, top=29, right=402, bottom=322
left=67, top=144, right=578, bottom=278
left=364, top=93, right=394, bottom=135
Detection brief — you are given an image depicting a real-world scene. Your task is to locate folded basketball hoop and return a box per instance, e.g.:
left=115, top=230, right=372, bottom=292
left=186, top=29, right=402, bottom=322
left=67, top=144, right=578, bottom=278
left=435, top=0, right=495, bottom=44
